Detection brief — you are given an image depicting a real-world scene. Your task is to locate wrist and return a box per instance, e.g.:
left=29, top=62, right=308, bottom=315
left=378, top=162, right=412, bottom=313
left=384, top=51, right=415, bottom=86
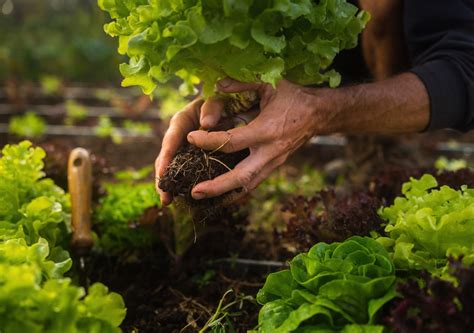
left=303, top=86, right=345, bottom=136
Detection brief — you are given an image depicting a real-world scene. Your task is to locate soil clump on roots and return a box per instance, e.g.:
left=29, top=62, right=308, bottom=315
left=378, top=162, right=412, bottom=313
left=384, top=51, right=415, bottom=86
left=159, top=143, right=249, bottom=213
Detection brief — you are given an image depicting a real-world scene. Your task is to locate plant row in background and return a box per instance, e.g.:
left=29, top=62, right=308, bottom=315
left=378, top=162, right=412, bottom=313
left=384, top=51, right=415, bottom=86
left=255, top=171, right=474, bottom=332
left=8, top=112, right=153, bottom=142
left=0, top=141, right=126, bottom=333
left=6, top=83, right=189, bottom=142
left=0, top=1, right=121, bottom=82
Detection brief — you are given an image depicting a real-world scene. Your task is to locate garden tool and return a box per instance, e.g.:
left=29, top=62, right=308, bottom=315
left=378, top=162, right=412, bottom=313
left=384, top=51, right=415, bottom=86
left=68, top=148, right=94, bottom=285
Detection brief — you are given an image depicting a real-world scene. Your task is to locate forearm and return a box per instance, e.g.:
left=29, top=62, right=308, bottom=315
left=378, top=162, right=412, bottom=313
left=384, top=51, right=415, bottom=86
left=314, top=72, right=430, bottom=135
left=358, top=0, right=408, bottom=80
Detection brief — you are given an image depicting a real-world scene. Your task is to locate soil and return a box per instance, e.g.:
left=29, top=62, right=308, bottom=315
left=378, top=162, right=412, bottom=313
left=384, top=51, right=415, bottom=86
left=84, top=218, right=271, bottom=333
left=159, top=143, right=250, bottom=213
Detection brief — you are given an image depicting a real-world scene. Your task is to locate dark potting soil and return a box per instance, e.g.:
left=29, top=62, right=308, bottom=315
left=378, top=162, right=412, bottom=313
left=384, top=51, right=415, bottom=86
left=159, top=143, right=249, bottom=212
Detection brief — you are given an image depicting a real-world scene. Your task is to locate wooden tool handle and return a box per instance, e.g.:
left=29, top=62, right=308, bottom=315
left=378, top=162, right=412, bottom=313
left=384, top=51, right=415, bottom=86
left=68, top=148, right=93, bottom=256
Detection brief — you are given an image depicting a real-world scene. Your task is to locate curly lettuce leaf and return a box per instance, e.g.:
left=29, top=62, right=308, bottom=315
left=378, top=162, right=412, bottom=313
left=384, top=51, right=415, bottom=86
left=378, top=174, right=474, bottom=276
left=0, top=142, right=126, bottom=332
left=99, top=0, right=370, bottom=95
left=0, top=141, right=71, bottom=248
left=94, top=172, right=161, bottom=254
left=256, top=237, right=396, bottom=332
left=0, top=238, right=125, bottom=333
left=0, top=238, right=71, bottom=281
left=76, top=283, right=127, bottom=333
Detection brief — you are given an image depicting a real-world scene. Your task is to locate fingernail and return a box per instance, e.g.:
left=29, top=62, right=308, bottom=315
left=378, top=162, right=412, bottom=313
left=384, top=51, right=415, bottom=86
left=217, top=78, right=233, bottom=89
left=201, top=115, right=216, bottom=128
left=193, top=191, right=206, bottom=200
left=187, top=134, right=195, bottom=145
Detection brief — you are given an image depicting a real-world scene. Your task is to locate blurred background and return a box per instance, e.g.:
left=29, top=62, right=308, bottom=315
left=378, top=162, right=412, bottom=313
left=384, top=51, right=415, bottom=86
left=0, top=0, right=121, bottom=82
left=0, top=0, right=192, bottom=172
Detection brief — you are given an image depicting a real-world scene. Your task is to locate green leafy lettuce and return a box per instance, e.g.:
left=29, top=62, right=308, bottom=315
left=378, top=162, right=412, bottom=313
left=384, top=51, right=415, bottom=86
left=0, top=141, right=126, bottom=332
left=0, top=238, right=126, bottom=333
left=99, top=0, right=370, bottom=95
left=8, top=112, right=47, bottom=138
left=256, top=236, right=396, bottom=332
left=0, top=141, right=70, bottom=249
left=377, top=174, right=474, bottom=276
left=94, top=167, right=161, bottom=254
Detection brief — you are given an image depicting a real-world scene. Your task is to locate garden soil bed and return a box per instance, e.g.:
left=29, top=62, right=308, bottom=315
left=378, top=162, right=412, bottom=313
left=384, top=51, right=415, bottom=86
left=85, top=221, right=277, bottom=332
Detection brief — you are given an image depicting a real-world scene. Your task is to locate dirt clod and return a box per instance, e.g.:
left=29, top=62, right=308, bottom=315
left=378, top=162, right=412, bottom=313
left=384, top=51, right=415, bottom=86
left=159, top=143, right=249, bottom=212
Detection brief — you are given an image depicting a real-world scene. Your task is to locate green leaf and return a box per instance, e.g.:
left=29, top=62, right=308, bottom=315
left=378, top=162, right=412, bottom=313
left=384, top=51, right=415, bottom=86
left=80, top=283, right=127, bottom=327
left=0, top=142, right=125, bottom=332
left=93, top=175, right=161, bottom=254
left=378, top=174, right=474, bottom=277
left=251, top=10, right=286, bottom=53
left=8, top=112, right=47, bottom=139
left=99, top=0, right=369, bottom=94
left=256, top=237, right=396, bottom=332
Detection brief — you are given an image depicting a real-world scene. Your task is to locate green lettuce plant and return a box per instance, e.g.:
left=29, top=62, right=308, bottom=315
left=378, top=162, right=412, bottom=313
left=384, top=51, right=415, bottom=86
left=377, top=174, right=474, bottom=276
left=0, top=142, right=127, bottom=332
left=0, top=238, right=126, bottom=333
left=0, top=141, right=70, bottom=249
left=94, top=115, right=124, bottom=144
left=94, top=167, right=161, bottom=254
left=256, top=237, right=396, bottom=332
left=65, top=100, right=88, bottom=125
left=98, top=0, right=370, bottom=96
left=8, top=112, right=47, bottom=139
left=123, top=119, right=152, bottom=135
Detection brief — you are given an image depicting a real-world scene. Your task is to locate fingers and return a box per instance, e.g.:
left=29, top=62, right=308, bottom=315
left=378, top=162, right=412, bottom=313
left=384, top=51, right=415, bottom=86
left=191, top=149, right=274, bottom=199
left=200, top=97, right=224, bottom=129
left=156, top=181, right=173, bottom=205
left=155, top=154, right=173, bottom=205
left=217, top=78, right=264, bottom=94
left=188, top=124, right=262, bottom=153
left=155, top=99, right=203, bottom=205
left=220, top=160, right=281, bottom=205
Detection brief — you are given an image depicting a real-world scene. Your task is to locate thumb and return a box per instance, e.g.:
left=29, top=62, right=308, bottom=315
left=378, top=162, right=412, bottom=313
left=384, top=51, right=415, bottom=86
left=217, top=77, right=263, bottom=93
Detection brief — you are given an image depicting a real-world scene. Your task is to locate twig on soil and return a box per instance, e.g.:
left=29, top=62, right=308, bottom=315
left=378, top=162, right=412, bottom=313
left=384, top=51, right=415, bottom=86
left=218, top=272, right=264, bottom=288
left=209, top=257, right=288, bottom=268
left=169, top=287, right=212, bottom=332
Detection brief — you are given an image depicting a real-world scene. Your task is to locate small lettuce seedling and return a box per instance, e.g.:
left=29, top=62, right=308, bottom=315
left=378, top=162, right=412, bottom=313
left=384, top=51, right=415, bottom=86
left=8, top=112, right=47, bottom=138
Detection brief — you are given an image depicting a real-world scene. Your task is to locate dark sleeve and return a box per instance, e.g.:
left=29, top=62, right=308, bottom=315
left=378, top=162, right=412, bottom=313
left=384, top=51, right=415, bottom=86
left=404, top=1, right=474, bottom=131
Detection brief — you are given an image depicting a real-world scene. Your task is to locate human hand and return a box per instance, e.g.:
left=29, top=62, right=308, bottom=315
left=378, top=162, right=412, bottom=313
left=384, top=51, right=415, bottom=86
left=155, top=96, right=229, bottom=205
left=187, top=78, right=329, bottom=203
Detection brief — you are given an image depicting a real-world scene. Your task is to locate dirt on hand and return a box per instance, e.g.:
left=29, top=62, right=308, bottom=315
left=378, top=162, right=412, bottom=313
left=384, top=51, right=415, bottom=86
left=158, top=143, right=249, bottom=213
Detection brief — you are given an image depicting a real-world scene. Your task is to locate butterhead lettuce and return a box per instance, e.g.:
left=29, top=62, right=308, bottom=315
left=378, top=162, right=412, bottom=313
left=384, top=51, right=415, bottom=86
left=256, top=237, right=396, bottom=332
